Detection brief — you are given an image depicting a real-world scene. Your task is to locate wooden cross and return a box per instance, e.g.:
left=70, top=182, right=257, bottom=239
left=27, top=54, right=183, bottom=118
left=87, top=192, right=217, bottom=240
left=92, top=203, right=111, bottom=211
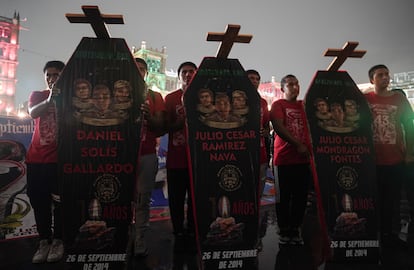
left=207, top=24, right=252, bottom=59
left=65, top=5, right=124, bottom=39
left=324, top=41, right=366, bottom=71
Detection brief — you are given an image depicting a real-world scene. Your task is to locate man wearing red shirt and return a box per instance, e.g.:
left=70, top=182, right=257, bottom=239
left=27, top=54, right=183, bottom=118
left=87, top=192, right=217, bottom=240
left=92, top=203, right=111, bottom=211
left=246, top=69, right=270, bottom=251
left=365, top=64, right=414, bottom=246
left=165, top=61, right=197, bottom=251
left=26, top=60, right=65, bottom=263
left=134, top=58, right=166, bottom=257
left=246, top=69, right=270, bottom=197
left=270, top=74, right=311, bottom=246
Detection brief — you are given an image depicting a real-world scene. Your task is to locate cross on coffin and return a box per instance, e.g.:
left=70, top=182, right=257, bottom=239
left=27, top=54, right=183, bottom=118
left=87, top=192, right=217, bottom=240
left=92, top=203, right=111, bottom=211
left=207, top=24, right=252, bottom=59
left=324, top=41, right=366, bottom=71
left=65, top=5, right=124, bottom=39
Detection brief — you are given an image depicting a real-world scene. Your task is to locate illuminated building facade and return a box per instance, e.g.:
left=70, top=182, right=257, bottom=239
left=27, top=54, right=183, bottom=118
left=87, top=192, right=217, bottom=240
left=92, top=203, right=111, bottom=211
left=391, top=71, right=414, bottom=107
left=258, top=79, right=282, bottom=109
left=0, top=12, right=20, bottom=115
left=132, top=41, right=178, bottom=96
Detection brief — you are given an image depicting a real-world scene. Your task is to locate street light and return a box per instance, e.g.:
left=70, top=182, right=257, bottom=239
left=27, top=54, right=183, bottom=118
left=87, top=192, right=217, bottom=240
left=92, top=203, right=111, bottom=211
left=5, top=106, right=12, bottom=116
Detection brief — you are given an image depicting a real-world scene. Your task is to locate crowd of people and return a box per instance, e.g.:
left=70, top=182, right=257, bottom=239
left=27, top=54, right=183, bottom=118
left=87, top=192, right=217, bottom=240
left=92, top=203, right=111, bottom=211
left=26, top=58, right=413, bottom=267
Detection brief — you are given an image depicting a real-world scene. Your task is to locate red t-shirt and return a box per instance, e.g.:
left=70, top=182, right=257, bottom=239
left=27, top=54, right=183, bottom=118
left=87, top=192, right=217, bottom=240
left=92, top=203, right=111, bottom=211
left=365, top=91, right=413, bottom=165
left=270, top=99, right=310, bottom=166
left=165, top=89, right=188, bottom=169
left=140, top=90, right=166, bottom=155
left=26, top=90, right=58, bottom=164
left=260, top=98, right=269, bottom=164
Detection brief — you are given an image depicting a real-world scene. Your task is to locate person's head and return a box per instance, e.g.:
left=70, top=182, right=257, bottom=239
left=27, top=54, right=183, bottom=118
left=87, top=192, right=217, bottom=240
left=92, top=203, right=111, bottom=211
left=135, top=58, right=148, bottom=80
left=368, top=64, right=390, bottom=90
left=246, top=69, right=261, bottom=90
left=215, top=93, right=231, bottom=119
left=344, top=99, right=357, bottom=116
left=178, top=61, right=197, bottom=89
left=92, top=84, right=111, bottom=111
left=330, top=103, right=344, bottom=124
left=73, top=79, right=91, bottom=99
left=113, top=80, right=131, bottom=103
left=198, top=88, right=213, bottom=107
left=314, top=98, right=329, bottom=113
left=232, top=90, right=247, bottom=110
left=280, top=74, right=299, bottom=101
left=43, top=60, right=65, bottom=89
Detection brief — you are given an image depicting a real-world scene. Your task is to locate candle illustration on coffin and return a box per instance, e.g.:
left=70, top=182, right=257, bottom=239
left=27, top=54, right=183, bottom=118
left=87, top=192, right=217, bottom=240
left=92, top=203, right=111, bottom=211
left=74, top=198, right=116, bottom=250
left=89, top=198, right=102, bottom=220
left=343, top=193, right=353, bottom=212
left=219, top=195, right=230, bottom=218
left=333, top=193, right=367, bottom=237
left=204, top=196, right=244, bottom=245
